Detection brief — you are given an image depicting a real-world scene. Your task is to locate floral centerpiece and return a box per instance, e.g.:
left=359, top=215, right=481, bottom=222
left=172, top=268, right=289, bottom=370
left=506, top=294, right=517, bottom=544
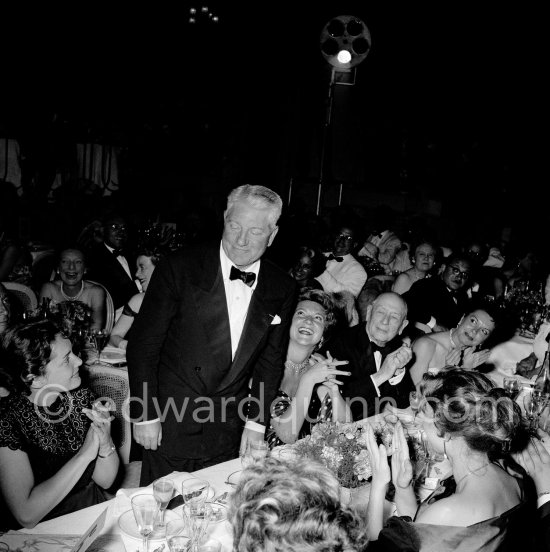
left=292, top=421, right=394, bottom=489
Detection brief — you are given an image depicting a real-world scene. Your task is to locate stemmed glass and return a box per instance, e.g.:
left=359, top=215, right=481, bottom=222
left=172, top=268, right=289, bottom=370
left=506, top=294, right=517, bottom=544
left=523, top=389, right=550, bottom=433
left=91, top=328, right=109, bottom=356
left=182, top=503, right=213, bottom=552
left=166, top=519, right=191, bottom=552
left=503, top=377, right=521, bottom=401
left=131, top=494, right=160, bottom=552
left=181, top=478, right=211, bottom=507
left=241, top=440, right=269, bottom=468
left=409, top=391, right=422, bottom=417
left=153, top=477, right=175, bottom=529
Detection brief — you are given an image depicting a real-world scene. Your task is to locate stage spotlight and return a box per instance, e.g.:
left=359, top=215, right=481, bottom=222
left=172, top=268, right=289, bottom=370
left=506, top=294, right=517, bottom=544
left=337, top=50, right=352, bottom=64
left=320, top=15, right=371, bottom=71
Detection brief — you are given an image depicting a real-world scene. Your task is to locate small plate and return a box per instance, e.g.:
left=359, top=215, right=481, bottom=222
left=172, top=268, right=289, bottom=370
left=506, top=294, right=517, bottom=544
left=100, top=347, right=127, bottom=364
left=118, top=509, right=179, bottom=542
left=208, top=502, right=228, bottom=523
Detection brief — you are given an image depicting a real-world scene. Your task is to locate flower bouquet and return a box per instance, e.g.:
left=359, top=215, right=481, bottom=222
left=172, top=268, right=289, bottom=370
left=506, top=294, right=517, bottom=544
left=292, top=421, right=394, bottom=489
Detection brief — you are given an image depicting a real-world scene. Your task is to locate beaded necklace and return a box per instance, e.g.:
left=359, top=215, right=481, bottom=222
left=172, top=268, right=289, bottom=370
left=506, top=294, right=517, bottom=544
left=284, top=358, right=310, bottom=376
left=60, top=281, right=85, bottom=302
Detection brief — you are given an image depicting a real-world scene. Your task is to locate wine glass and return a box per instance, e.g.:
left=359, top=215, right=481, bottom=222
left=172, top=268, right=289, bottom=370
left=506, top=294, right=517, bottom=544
left=181, top=478, right=211, bottom=508
left=131, top=494, right=160, bottom=552
left=166, top=519, right=191, bottom=552
left=409, top=391, right=422, bottom=416
left=92, top=328, right=109, bottom=356
left=241, top=440, right=269, bottom=467
left=153, top=477, right=175, bottom=529
left=503, top=377, right=521, bottom=401
left=524, top=389, right=550, bottom=433
left=182, top=503, right=213, bottom=551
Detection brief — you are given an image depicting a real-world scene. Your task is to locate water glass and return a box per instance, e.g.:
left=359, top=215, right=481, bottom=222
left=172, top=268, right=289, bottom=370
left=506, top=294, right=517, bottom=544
left=524, top=389, right=550, bottom=432
left=182, top=503, right=213, bottom=551
left=167, top=535, right=192, bottom=552
left=241, top=440, right=268, bottom=467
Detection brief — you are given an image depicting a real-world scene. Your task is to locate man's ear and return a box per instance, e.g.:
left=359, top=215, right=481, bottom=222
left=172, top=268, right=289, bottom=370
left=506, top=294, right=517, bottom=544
left=267, top=226, right=279, bottom=247
left=398, top=319, right=409, bottom=335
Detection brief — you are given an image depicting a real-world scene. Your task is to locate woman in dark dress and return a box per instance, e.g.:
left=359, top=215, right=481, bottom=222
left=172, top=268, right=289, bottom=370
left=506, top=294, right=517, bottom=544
left=0, top=320, right=119, bottom=529
left=266, top=289, right=352, bottom=448
left=365, top=369, right=535, bottom=551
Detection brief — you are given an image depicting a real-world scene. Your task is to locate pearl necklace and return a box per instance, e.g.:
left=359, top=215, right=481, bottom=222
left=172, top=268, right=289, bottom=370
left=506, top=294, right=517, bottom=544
left=449, top=328, right=458, bottom=349
left=60, top=281, right=85, bottom=302
left=285, top=358, right=310, bottom=376
left=454, top=462, right=490, bottom=490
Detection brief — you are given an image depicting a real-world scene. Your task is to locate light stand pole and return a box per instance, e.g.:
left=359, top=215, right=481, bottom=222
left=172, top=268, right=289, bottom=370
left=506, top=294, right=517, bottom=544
left=316, top=15, right=371, bottom=216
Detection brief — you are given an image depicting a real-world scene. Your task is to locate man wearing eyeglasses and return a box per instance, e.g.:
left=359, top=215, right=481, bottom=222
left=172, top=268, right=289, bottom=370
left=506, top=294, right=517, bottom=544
left=87, top=214, right=139, bottom=316
left=315, top=225, right=367, bottom=298
left=402, top=254, right=473, bottom=334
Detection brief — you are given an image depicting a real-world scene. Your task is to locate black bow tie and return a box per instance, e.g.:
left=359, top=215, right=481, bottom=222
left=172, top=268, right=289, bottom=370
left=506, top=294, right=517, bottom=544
left=327, top=254, right=344, bottom=262
left=112, top=248, right=125, bottom=257
left=370, top=341, right=393, bottom=356
left=230, top=266, right=256, bottom=287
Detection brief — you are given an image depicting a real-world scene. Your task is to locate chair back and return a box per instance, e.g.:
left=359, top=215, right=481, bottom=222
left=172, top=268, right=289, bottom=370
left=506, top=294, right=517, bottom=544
left=86, top=363, right=131, bottom=464
left=86, top=279, right=115, bottom=333
left=1, top=282, right=38, bottom=312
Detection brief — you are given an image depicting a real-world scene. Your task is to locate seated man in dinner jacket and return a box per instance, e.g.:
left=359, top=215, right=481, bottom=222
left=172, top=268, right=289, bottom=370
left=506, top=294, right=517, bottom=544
left=324, top=292, right=413, bottom=420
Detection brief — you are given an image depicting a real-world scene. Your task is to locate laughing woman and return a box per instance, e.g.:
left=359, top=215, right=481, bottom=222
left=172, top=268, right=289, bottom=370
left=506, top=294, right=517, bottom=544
left=39, top=246, right=106, bottom=331
left=409, top=307, right=497, bottom=387
left=266, top=289, right=352, bottom=448
left=0, top=320, right=119, bottom=529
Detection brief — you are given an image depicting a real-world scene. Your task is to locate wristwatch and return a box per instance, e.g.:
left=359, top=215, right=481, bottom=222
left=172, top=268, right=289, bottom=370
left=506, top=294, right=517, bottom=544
left=98, top=443, right=117, bottom=458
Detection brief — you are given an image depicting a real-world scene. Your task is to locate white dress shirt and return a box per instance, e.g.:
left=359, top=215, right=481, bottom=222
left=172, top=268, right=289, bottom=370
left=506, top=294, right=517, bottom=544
left=315, top=253, right=367, bottom=298
left=219, top=244, right=260, bottom=359
left=104, top=243, right=132, bottom=279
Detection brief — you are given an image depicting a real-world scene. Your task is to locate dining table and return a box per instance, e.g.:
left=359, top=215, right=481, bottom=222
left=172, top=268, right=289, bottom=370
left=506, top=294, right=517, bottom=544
left=5, top=411, right=450, bottom=552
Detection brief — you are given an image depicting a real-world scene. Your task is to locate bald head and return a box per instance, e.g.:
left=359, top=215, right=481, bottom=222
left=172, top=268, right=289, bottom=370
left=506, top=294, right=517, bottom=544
left=366, top=292, right=408, bottom=346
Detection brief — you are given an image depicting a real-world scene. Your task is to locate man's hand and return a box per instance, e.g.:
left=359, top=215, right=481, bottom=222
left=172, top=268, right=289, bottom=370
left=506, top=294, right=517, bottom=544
left=133, top=421, right=162, bottom=450
left=373, top=343, right=413, bottom=387
left=239, top=427, right=264, bottom=457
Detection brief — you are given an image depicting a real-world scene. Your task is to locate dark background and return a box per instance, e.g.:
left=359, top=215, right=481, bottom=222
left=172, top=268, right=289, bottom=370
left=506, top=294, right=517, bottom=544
left=0, top=1, right=546, bottom=248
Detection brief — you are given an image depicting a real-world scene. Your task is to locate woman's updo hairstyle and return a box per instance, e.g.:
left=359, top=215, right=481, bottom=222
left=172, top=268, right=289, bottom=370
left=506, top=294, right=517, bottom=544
left=420, top=368, right=526, bottom=458
left=1, top=319, right=62, bottom=394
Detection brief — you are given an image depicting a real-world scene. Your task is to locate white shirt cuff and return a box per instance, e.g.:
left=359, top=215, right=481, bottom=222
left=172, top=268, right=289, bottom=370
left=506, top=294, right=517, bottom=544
left=245, top=421, right=266, bottom=434
left=134, top=418, right=160, bottom=426
left=370, top=375, right=381, bottom=397
left=537, top=492, right=550, bottom=508
left=427, top=316, right=437, bottom=329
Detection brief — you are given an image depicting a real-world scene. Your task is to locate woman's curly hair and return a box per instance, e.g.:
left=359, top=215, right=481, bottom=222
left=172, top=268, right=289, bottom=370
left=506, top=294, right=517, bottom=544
left=1, top=319, right=62, bottom=394
left=228, top=456, right=369, bottom=552
left=420, top=368, right=528, bottom=458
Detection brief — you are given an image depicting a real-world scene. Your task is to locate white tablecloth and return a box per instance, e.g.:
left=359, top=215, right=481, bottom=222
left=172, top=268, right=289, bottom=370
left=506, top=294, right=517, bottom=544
left=487, top=333, right=535, bottom=388
left=14, top=458, right=241, bottom=552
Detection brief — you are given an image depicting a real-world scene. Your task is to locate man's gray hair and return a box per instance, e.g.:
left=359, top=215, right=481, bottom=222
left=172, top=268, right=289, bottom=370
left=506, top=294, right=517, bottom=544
left=226, top=185, right=283, bottom=228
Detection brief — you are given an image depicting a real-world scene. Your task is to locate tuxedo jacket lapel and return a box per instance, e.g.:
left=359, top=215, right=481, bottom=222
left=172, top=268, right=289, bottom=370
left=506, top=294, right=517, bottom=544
left=191, top=249, right=232, bottom=377
left=216, top=262, right=281, bottom=391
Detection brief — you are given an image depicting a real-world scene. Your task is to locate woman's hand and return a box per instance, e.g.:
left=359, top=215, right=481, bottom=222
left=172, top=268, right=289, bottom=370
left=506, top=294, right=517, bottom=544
left=513, top=429, right=550, bottom=495
left=79, top=425, right=100, bottom=462
left=301, top=350, right=350, bottom=389
left=391, top=422, right=413, bottom=489
left=462, top=347, right=490, bottom=369
left=365, top=423, right=391, bottom=489
left=83, top=400, right=114, bottom=452
left=445, top=347, right=462, bottom=366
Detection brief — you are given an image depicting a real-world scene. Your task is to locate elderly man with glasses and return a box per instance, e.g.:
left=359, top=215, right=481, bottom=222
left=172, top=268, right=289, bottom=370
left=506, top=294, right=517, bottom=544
left=314, top=225, right=367, bottom=298
left=402, top=254, right=473, bottom=335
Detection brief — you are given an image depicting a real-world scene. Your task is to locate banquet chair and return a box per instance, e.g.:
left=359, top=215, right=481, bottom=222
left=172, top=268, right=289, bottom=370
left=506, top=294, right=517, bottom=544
left=1, top=281, right=38, bottom=312
left=86, top=363, right=131, bottom=465
left=86, top=279, right=115, bottom=333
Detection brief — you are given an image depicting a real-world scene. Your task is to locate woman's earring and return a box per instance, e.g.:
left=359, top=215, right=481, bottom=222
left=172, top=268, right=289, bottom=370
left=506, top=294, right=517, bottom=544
left=315, top=336, right=325, bottom=351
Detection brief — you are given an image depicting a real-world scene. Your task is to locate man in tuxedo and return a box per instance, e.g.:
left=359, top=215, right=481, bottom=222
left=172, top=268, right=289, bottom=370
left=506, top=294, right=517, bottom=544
left=315, top=225, right=367, bottom=298
left=402, top=254, right=472, bottom=334
left=86, top=214, right=139, bottom=316
left=327, top=292, right=413, bottom=419
left=127, top=185, right=296, bottom=485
